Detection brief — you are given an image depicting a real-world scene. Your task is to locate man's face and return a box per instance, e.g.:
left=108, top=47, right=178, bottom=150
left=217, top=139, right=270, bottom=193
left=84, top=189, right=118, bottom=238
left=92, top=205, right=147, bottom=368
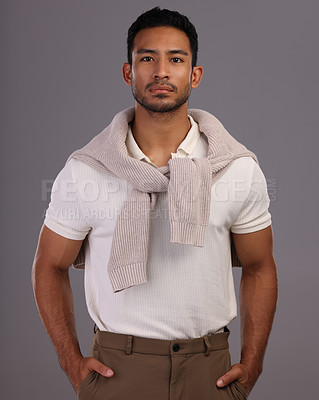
left=123, top=26, right=200, bottom=113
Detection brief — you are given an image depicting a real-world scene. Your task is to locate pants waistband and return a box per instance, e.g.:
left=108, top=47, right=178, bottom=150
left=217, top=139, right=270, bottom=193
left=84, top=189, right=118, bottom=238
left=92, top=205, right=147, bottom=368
left=93, top=326, right=230, bottom=357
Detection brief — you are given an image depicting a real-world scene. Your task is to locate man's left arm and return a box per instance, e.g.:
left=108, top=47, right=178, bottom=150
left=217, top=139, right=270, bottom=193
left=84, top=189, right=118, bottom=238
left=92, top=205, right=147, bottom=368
left=216, top=225, right=278, bottom=395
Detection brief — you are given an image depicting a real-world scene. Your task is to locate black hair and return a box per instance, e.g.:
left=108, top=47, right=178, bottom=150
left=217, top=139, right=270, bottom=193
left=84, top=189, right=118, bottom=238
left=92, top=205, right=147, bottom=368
left=127, top=7, right=198, bottom=68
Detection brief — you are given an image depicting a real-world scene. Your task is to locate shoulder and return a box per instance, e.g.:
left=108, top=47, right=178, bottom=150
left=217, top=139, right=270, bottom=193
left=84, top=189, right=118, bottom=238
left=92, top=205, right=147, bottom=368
left=216, top=157, right=268, bottom=196
left=231, top=156, right=256, bottom=169
left=224, top=156, right=257, bottom=180
left=66, top=158, right=120, bottom=182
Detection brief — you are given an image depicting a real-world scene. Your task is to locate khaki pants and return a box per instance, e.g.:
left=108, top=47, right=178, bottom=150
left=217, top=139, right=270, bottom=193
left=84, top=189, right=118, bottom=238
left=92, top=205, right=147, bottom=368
left=78, top=327, right=248, bottom=400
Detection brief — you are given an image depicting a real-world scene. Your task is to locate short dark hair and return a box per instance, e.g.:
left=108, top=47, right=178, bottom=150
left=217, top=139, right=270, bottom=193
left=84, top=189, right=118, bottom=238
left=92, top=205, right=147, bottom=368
left=127, top=7, right=198, bottom=68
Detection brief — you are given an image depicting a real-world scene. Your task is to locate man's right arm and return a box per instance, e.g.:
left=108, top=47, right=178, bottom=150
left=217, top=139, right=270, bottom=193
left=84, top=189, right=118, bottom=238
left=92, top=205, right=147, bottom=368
left=31, top=224, right=114, bottom=393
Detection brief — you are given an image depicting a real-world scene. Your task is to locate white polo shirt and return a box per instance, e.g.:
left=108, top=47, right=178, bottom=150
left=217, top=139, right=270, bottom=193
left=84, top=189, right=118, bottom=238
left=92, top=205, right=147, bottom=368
left=126, top=115, right=200, bottom=166
left=44, top=116, right=272, bottom=340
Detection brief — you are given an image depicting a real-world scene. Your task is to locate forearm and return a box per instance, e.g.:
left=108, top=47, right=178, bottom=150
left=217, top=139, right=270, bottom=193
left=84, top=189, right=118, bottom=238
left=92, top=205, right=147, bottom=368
left=32, top=260, right=82, bottom=373
left=239, top=259, right=278, bottom=374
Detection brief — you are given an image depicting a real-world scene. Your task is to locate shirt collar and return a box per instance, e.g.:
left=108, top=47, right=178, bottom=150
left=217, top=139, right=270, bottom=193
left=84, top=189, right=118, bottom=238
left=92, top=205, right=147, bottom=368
left=126, top=115, right=200, bottom=163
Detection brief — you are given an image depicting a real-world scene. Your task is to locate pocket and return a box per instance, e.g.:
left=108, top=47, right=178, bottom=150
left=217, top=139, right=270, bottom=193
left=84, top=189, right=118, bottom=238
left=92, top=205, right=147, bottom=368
left=230, top=379, right=248, bottom=399
left=77, top=371, right=98, bottom=400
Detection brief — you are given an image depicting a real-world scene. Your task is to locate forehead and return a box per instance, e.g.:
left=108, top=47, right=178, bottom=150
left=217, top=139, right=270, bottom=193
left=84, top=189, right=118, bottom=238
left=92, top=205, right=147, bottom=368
left=132, top=26, right=191, bottom=53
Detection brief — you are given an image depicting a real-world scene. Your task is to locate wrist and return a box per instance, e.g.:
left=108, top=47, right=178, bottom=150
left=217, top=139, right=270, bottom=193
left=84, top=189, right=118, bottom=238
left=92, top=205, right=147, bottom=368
left=240, top=344, right=264, bottom=374
left=59, top=352, right=83, bottom=374
left=240, top=357, right=263, bottom=377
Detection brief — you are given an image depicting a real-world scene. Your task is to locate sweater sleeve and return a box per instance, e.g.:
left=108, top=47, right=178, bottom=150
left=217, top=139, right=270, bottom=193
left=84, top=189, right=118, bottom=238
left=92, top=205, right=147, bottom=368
left=230, top=160, right=272, bottom=234
left=43, top=158, right=92, bottom=240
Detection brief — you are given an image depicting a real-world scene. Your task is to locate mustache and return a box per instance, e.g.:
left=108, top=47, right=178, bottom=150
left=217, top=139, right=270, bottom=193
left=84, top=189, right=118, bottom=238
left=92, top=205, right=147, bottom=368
left=146, top=82, right=177, bottom=91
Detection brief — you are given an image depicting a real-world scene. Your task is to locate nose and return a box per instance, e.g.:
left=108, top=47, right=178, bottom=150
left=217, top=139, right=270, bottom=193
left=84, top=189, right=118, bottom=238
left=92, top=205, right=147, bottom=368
left=153, top=59, right=170, bottom=80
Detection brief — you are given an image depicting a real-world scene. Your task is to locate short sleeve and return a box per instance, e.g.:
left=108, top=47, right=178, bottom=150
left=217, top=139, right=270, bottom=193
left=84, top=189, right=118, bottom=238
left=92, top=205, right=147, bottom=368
left=43, top=159, right=91, bottom=240
left=230, top=160, right=272, bottom=234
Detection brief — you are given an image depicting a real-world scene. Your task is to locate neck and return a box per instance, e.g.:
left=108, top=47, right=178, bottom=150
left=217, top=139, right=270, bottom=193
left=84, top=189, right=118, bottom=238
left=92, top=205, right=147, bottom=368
left=131, top=103, right=191, bottom=159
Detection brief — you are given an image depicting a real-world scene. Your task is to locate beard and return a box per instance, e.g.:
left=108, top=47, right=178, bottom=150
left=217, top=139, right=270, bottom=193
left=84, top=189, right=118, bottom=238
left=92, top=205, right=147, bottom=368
left=131, top=81, right=192, bottom=113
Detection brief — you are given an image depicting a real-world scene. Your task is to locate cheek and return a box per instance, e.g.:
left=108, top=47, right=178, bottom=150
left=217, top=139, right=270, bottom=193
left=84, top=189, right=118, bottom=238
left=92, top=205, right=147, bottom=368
left=175, top=68, right=193, bottom=82
left=133, top=77, right=145, bottom=90
left=132, top=69, right=148, bottom=86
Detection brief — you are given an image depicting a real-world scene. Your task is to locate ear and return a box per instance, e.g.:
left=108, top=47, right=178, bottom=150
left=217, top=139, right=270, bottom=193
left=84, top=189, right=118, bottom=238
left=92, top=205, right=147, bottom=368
left=122, top=63, right=132, bottom=86
left=191, top=65, right=204, bottom=89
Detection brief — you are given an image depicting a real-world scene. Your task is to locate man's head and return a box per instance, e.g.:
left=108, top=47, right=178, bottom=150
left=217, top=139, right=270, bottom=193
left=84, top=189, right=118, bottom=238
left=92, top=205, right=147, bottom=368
left=123, top=7, right=203, bottom=114
left=127, top=7, right=198, bottom=69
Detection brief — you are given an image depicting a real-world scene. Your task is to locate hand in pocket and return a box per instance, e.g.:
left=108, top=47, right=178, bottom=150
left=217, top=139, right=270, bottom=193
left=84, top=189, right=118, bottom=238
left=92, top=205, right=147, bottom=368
left=73, top=356, right=114, bottom=393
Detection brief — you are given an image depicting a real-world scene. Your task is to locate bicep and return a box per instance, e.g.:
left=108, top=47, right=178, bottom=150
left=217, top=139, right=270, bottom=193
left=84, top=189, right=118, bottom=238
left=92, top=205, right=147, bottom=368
left=33, top=224, right=83, bottom=271
left=231, top=225, right=274, bottom=268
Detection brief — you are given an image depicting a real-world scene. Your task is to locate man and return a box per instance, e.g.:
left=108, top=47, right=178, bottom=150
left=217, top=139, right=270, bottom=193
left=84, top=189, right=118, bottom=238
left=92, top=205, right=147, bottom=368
left=32, top=7, right=278, bottom=400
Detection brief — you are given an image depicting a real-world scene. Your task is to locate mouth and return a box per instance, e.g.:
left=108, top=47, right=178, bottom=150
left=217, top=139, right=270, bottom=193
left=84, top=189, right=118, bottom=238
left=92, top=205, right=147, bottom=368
left=149, top=85, right=174, bottom=94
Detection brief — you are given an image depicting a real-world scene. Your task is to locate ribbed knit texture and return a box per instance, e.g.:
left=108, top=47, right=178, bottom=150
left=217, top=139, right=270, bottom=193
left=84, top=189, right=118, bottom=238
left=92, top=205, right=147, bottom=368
left=66, top=107, right=258, bottom=292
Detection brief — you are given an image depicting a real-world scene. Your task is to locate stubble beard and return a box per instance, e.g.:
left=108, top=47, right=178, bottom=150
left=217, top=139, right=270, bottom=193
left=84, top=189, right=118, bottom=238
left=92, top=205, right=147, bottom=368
left=131, top=82, right=192, bottom=114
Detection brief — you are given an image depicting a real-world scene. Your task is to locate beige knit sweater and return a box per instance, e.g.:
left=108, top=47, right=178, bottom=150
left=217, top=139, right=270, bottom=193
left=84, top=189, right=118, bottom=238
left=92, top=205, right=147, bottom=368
left=66, top=107, right=258, bottom=293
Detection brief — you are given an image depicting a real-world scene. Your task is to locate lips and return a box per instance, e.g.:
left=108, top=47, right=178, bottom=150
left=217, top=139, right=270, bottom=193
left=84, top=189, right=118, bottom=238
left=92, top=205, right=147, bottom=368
left=150, top=85, right=174, bottom=93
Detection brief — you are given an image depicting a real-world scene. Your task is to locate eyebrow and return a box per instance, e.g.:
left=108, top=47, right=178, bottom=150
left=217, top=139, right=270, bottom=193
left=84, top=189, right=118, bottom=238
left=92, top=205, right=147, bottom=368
left=136, top=49, right=189, bottom=56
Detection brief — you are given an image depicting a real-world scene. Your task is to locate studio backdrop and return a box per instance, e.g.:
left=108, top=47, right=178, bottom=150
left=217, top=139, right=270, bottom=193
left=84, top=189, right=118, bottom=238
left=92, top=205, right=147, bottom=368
left=1, top=0, right=318, bottom=399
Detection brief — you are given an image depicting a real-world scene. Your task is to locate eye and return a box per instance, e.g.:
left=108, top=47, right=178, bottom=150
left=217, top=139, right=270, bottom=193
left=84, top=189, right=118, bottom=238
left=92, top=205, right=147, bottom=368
left=141, top=56, right=153, bottom=62
left=171, top=57, right=183, bottom=63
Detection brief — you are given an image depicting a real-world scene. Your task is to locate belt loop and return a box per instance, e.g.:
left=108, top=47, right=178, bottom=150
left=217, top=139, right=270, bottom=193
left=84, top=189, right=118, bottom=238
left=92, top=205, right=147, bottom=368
left=93, top=324, right=98, bottom=334
left=203, top=335, right=212, bottom=356
left=125, top=335, right=133, bottom=355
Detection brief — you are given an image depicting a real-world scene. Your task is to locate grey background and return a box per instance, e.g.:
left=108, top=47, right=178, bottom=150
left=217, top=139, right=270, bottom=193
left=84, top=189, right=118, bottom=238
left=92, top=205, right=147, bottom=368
left=1, top=0, right=318, bottom=398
